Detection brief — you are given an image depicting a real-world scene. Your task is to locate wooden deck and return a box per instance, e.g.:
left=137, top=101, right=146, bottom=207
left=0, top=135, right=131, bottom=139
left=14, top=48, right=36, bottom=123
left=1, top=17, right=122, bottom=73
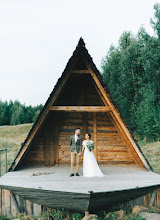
left=1, top=165, right=160, bottom=193
left=1, top=165, right=160, bottom=212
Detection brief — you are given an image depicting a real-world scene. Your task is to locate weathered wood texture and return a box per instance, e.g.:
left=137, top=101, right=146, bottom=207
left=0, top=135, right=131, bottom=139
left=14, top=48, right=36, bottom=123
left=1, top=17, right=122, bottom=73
left=96, top=113, right=135, bottom=164
left=58, top=111, right=136, bottom=164
left=1, top=165, right=160, bottom=216
left=0, top=187, right=89, bottom=216
left=21, top=112, right=65, bottom=167
left=0, top=189, right=42, bottom=217
left=49, top=106, right=111, bottom=112
left=0, top=187, right=160, bottom=217
left=21, top=110, right=136, bottom=166
left=58, top=112, right=84, bottom=164
left=89, top=186, right=160, bottom=212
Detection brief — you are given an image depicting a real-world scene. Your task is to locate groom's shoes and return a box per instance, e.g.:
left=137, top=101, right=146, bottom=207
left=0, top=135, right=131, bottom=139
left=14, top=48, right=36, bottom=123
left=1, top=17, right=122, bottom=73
left=70, top=173, right=74, bottom=177
left=76, top=173, right=80, bottom=176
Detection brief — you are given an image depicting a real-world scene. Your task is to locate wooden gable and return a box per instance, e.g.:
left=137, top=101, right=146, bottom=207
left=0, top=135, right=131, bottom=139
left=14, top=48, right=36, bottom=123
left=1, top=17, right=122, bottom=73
left=9, top=38, right=152, bottom=171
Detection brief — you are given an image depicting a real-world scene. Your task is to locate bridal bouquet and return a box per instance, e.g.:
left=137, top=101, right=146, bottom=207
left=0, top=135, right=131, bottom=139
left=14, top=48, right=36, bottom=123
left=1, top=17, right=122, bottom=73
left=86, top=142, right=94, bottom=152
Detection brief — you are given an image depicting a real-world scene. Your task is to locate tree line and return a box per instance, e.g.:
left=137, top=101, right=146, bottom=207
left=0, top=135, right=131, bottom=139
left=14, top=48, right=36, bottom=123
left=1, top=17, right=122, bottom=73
left=0, top=100, right=43, bottom=126
left=101, top=4, right=160, bottom=141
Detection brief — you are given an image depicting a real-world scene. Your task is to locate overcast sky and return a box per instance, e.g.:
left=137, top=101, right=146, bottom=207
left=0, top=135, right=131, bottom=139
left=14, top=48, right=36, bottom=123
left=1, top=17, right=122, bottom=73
left=0, top=0, right=158, bottom=106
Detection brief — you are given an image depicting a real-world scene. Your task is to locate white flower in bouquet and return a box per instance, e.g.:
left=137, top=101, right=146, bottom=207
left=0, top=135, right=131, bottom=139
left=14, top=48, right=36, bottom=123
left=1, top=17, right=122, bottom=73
left=86, top=142, right=94, bottom=152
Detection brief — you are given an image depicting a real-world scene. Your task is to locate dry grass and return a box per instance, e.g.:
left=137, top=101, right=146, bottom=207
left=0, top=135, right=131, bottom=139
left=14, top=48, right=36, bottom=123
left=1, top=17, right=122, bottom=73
left=0, top=123, right=33, bottom=174
left=139, top=140, right=160, bottom=174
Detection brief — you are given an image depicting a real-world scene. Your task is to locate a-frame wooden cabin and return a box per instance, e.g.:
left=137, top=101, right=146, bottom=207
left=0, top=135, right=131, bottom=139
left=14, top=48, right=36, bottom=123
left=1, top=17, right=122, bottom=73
left=1, top=38, right=160, bottom=217
left=9, top=37, right=151, bottom=171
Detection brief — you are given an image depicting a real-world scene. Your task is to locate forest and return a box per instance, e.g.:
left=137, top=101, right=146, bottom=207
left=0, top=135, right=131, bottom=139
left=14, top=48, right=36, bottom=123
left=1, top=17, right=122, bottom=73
left=101, top=3, right=160, bottom=141
left=0, top=100, right=43, bottom=126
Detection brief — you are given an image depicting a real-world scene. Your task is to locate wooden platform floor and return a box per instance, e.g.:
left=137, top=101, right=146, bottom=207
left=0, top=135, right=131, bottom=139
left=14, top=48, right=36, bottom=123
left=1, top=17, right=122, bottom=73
left=1, top=165, right=160, bottom=194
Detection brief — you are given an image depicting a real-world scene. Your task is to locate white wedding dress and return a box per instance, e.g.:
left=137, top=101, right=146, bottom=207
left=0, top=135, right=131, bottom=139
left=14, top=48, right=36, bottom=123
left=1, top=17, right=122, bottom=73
left=83, top=140, right=104, bottom=177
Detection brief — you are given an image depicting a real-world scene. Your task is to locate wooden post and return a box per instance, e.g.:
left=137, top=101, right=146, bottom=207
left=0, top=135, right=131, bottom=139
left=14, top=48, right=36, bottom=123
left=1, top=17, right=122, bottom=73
left=55, top=142, right=59, bottom=164
left=3, top=189, right=11, bottom=218
left=25, top=200, right=33, bottom=215
left=93, top=113, right=97, bottom=160
left=10, top=192, right=20, bottom=215
left=55, top=112, right=66, bottom=165
left=144, top=194, right=149, bottom=205
left=149, top=190, right=157, bottom=206
left=82, top=112, right=88, bottom=140
left=157, top=188, right=160, bottom=205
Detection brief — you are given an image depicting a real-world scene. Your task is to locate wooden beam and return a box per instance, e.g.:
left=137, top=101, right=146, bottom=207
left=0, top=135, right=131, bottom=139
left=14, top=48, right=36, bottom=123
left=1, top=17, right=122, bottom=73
left=55, top=112, right=66, bottom=165
left=82, top=112, right=88, bottom=140
left=71, top=70, right=90, bottom=73
left=111, top=110, right=151, bottom=170
left=90, top=79, right=108, bottom=106
left=157, top=189, right=160, bottom=205
left=49, top=106, right=112, bottom=112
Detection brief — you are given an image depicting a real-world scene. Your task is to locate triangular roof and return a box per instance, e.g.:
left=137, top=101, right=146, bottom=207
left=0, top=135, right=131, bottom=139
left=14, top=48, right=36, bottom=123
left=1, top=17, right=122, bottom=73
left=9, top=38, right=152, bottom=171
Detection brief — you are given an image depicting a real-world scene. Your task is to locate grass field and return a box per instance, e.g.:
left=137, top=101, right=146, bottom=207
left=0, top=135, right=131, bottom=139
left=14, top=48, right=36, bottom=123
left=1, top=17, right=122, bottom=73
left=0, top=123, right=32, bottom=174
left=0, top=123, right=159, bottom=175
left=138, top=140, right=160, bottom=174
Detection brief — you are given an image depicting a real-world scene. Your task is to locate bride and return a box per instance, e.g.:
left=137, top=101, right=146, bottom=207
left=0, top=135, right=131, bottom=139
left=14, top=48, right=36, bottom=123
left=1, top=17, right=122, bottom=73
left=82, top=133, right=104, bottom=177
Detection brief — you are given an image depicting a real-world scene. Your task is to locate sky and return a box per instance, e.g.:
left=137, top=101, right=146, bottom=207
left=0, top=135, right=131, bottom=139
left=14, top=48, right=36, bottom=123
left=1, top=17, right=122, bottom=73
left=0, top=0, right=158, bottom=106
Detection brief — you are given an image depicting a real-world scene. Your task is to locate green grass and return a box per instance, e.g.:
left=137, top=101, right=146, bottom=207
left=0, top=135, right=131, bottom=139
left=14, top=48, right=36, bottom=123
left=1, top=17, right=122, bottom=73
left=0, top=210, right=83, bottom=220
left=1, top=206, right=160, bottom=219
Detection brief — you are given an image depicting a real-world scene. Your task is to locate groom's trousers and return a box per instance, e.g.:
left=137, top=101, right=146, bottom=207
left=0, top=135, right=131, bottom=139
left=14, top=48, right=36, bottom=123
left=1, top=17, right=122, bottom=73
left=71, top=150, right=80, bottom=173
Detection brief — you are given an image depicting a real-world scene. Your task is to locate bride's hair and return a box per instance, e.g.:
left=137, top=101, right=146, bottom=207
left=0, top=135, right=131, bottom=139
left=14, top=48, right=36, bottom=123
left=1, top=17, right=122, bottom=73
left=87, top=133, right=91, bottom=139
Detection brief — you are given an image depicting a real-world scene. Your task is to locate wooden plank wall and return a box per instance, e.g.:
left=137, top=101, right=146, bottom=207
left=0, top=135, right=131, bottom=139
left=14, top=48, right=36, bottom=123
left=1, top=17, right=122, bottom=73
left=19, top=73, right=136, bottom=167
left=22, top=135, right=45, bottom=166
left=58, top=112, right=86, bottom=164
left=96, top=112, right=136, bottom=164
left=21, top=112, right=65, bottom=167
left=20, top=111, right=136, bottom=166
left=57, top=112, right=136, bottom=165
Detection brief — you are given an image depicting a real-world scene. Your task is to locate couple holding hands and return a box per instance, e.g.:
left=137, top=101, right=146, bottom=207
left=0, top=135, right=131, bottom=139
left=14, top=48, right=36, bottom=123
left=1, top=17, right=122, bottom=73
left=69, top=128, right=104, bottom=177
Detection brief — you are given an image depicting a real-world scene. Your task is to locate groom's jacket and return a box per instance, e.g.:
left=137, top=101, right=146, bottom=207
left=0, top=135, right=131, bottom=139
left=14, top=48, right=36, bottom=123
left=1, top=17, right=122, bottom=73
left=69, top=135, right=82, bottom=153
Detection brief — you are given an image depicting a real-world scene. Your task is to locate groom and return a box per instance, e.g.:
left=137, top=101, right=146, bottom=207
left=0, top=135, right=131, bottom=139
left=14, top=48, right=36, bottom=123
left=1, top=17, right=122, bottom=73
left=69, top=128, right=82, bottom=177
